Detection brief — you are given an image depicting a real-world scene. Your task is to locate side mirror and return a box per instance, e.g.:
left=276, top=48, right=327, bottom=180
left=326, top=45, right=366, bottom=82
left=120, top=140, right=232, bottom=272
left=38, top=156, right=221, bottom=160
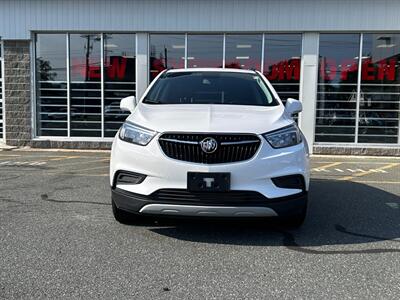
left=285, top=98, right=302, bottom=116
left=120, top=96, right=136, bottom=113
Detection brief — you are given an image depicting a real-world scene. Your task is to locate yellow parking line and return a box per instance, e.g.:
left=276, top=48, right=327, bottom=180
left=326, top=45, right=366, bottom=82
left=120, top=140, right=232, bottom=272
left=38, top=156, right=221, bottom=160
left=313, top=162, right=343, bottom=170
left=351, top=180, right=400, bottom=185
left=0, top=155, right=22, bottom=161
left=314, top=161, right=398, bottom=165
left=48, top=156, right=81, bottom=161
left=339, top=163, right=399, bottom=181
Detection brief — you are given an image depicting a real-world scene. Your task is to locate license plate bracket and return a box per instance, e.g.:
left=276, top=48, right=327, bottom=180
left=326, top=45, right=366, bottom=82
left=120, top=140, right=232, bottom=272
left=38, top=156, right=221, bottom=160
left=187, top=172, right=231, bottom=192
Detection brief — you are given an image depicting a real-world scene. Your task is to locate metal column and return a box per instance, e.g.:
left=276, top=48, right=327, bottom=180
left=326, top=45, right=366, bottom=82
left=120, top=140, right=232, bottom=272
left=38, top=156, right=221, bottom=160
left=299, top=32, right=319, bottom=154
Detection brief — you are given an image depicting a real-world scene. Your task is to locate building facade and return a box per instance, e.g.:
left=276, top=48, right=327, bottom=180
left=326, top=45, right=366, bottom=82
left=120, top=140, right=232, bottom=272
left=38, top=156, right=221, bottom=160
left=0, top=0, right=400, bottom=155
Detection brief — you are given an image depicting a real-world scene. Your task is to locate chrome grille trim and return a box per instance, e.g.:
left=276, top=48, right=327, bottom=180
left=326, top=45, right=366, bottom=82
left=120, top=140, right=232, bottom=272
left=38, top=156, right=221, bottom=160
left=220, top=140, right=260, bottom=145
left=158, top=133, right=261, bottom=164
left=158, top=137, right=199, bottom=145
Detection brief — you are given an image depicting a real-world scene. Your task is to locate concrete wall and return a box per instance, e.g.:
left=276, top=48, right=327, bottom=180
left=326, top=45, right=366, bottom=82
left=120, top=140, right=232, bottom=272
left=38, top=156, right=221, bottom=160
left=3, top=40, right=32, bottom=146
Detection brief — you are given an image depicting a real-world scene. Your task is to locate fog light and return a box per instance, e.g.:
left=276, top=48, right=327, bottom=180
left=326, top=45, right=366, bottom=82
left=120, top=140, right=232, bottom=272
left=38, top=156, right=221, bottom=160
left=113, top=171, right=146, bottom=188
left=271, top=175, right=305, bottom=191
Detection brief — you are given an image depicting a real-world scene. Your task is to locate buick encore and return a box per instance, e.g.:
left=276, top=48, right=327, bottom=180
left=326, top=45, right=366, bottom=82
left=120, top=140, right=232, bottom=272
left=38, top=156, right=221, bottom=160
left=110, top=68, right=310, bottom=227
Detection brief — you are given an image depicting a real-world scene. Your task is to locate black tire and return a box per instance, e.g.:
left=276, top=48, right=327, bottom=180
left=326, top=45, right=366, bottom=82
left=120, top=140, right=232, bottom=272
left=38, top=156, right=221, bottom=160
left=282, top=209, right=307, bottom=228
left=112, top=198, right=135, bottom=224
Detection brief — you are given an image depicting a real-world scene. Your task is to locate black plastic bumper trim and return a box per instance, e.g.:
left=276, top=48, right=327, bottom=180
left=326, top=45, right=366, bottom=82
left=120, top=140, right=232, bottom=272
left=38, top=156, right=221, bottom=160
left=111, top=188, right=308, bottom=217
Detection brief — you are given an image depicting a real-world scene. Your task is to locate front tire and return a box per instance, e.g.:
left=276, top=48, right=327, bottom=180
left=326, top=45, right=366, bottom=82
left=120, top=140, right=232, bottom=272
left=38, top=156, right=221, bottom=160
left=279, top=196, right=308, bottom=229
left=282, top=209, right=307, bottom=228
left=112, top=198, right=135, bottom=224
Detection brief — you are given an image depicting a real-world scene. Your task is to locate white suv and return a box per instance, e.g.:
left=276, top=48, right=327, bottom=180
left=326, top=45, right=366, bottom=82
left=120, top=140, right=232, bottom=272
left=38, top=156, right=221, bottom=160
left=110, top=68, right=310, bottom=227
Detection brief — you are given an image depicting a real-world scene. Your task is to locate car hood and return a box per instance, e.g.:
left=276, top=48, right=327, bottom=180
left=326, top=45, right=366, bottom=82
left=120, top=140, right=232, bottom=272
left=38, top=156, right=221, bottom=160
left=127, top=103, right=292, bottom=134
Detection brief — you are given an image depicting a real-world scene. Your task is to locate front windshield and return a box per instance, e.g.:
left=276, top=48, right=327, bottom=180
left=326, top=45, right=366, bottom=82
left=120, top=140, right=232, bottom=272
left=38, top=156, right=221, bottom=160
left=143, top=71, right=278, bottom=106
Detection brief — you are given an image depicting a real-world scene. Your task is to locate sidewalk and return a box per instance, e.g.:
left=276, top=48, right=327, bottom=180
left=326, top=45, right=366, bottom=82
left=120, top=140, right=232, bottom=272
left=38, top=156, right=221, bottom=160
left=0, top=141, right=17, bottom=150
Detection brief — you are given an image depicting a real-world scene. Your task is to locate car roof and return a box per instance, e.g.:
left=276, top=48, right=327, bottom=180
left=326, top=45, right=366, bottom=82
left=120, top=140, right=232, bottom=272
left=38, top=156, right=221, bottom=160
left=165, top=68, right=257, bottom=75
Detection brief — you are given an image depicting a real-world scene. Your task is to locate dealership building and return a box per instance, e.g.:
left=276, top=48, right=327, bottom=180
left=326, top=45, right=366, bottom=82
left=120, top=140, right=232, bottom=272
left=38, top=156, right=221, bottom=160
left=0, top=0, right=400, bottom=155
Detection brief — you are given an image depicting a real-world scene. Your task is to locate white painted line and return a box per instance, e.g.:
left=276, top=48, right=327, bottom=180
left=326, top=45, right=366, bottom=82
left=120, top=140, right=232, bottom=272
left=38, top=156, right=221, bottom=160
left=312, top=168, right=330, bottom=172
left=0, top=161, right=48, bottom=166
left=311, top=154, right=400, bottom=160
left=369, top=169, right=387, bottom=173
left=334, top=168, right=344, bottom=172
left=30, top=161, right=47, bottom=166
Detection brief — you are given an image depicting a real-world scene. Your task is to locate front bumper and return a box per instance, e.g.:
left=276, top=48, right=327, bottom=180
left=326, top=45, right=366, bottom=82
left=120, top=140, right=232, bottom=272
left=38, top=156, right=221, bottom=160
left=112, top=187, right=308, bottom=217
left=110, top=134, right=310, bottom=199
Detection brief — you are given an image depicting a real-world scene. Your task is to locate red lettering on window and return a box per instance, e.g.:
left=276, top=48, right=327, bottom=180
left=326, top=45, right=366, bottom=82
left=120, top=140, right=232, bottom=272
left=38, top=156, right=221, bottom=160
left=88, top=66, right=101, bottom=79
left=361, top=59, right=375, bottom=81
left=319, top=58, right=398, bottom=82
left=267, top=59, right=300, bottom=81
left=340, top=60, right=358, bottom=81
left=107, top=57, right=127, bottom=80
left=284, top=59, right=300, bottom=81
left=71, top=57, right=127, bottom=81
left=71, top=58, right=101, bottom=80
left=377, top=58, right=396, bottom=81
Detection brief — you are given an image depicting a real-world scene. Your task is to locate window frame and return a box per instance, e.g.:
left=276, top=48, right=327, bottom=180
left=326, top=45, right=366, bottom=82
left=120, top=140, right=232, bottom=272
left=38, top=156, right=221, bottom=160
left=147, top=32, right=303, bottom=96
left=33, top=31, right=305, bottom=141
left=33, top=32, right=137, bottom=140
left=314, top=32, right=400, bottom=146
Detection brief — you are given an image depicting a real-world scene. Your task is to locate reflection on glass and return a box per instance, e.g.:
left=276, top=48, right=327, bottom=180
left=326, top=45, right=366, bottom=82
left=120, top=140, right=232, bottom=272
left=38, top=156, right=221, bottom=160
left=225, top=35, right=262, bottom=70
left=35, top=34, right=68, bottom=136
left=358, top=34, right=400, bottom=143
left=149, top=34, right=185, bottom=81
left=315, top=34, right=360, bottom=143
left=187, top=35, right=223, bottom=68
left=263, top=34, right=302, bottom=102
left=69, top=34, right=102, bottom=137
left=104, top=34, right=136, bottom=137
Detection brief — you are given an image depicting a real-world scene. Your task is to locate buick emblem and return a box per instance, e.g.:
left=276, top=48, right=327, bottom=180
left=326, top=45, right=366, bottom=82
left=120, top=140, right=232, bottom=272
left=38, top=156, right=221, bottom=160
left=200, top=137, right=218, bottom=153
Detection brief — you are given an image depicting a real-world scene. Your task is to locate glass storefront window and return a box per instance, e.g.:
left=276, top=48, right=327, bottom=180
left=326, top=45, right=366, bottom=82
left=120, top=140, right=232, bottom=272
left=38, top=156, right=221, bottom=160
left=187, top=35, right=223, bottom=68
left=35, top=33, right=136, bottom=138
left=263, top=34, right=302, bottom=102
left=149, top=34, right=185, bottom=81
left=358, top=34, right=400, bottom=144
left=35, top=34, right=68, bottom=136
left=69, top=34, right=102, bottom=137
left=104, top=34, right=136, bottom=137
left=315, top=34, right=360, bottom=143
left=225, top=34, right=262, bottom=70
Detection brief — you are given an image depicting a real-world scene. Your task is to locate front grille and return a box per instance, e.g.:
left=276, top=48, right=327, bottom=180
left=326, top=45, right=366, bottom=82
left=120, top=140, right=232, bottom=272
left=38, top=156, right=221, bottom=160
left=151, top=189, right=267, bottom=205
left=158, top=133, right=261, bottom=164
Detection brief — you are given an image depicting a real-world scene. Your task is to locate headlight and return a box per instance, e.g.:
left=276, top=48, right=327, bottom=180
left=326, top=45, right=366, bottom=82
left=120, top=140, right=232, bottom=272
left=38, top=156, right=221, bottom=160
left=119, top=122, right=156, bottom=146
left=263, top=124, right=302, bottom=149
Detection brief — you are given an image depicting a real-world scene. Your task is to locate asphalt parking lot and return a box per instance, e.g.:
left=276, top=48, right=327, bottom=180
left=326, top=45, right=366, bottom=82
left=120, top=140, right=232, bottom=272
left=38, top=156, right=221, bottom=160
left=0, top=150, right=399, bottom=299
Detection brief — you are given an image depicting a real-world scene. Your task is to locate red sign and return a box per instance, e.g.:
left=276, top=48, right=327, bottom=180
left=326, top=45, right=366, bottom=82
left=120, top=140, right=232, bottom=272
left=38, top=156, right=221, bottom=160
left=320, top=58, right=397, bottom=81
left=266, top=59, right=300, bottom=81
left=71, top=56, right=128, bottom=81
